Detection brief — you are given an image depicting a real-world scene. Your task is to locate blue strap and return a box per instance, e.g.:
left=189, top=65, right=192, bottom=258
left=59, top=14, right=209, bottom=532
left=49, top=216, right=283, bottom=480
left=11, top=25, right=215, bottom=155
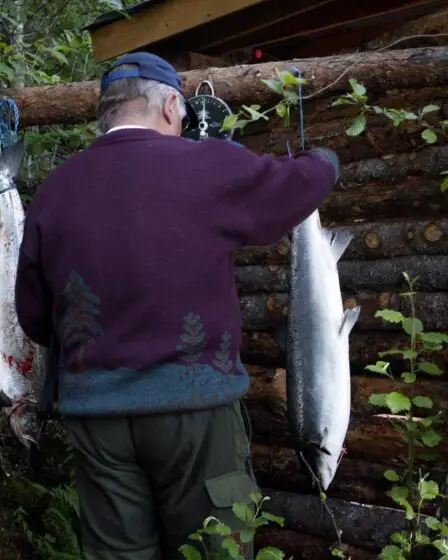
left=0, top=98, right=19, bottom=151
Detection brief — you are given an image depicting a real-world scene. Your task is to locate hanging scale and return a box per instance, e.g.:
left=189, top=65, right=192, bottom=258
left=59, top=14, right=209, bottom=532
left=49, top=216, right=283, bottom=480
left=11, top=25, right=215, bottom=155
left=183, top=80, right=234, bottom=141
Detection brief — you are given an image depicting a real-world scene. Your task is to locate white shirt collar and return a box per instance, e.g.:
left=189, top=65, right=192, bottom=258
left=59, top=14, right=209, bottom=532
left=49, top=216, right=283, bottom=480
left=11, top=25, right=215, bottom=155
left=106, top=125, right=147, bottom=134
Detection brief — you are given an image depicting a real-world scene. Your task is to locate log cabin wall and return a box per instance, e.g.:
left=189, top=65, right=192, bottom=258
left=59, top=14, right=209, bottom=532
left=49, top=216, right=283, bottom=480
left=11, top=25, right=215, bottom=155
left=1, top=40, right=447, bottom=558
left=230, top=63, right=448, bottom=557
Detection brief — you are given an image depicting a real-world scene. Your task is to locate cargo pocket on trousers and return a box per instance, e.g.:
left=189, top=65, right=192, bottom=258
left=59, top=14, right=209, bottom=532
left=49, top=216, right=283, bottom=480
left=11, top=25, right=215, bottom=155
left=205, top=471, right=258, bottom=522
left=205, top=472, right=258, bottom=558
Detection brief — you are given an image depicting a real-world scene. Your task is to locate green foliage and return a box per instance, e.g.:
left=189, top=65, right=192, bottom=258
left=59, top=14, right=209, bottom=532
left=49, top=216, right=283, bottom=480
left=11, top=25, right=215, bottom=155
left=222, top=73, right=447, bottom=192
left=366, top=272, right=448, bottom=559
left=221, top=69, right=308, bottom=132
left=7, top=478, right=81, bottom=559
left=179, top=493, right=287, bottom=560
left=0, top=0, right=140, bottom=197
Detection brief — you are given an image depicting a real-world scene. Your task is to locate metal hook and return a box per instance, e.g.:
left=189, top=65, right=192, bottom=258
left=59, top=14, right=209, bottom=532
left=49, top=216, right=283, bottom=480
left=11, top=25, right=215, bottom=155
left=194, top=80, right=215, bottom=97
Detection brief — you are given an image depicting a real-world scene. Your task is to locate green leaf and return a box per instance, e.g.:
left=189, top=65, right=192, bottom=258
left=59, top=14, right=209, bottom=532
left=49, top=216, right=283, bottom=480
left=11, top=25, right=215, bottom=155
left=385, top=392, right=411, bottom=414
left=261, top=79, right=284, bottom=95
left=433, top=539, right=448, bottom=555
left=222, top=537, right=241, bottom=559
left=391, top=486, right=409, bottom=503
left=349, top=78, right=367, bottom=97
left=412, top=396, right=433, bottom=409
left=442, top=175, right=448, bottom=193
left=368, top=393, right=388, bottom=407
left=421, top=429, right=442, bottom=448
left=365, top=361, right=389, bottom=375
left=419, top=332, right=448, bottom=349
left=402, top=317, right=423, bottom=336
left=384, top=470, right=400, bottom=482
left=425, top=516, right=441, bottom=530
left=212, top=523, right=232, bottom=536
left=379, top=545, right=406, bottom=560
left=421, top=417, right=434, bottom=428
left=240, top=528, right=255, bottom=543
left=45, top=48, right=69, bottom=65
left=375, top=309, right=404, bottom=323
left=418, top=480, right=439, bottom=500
left=260, top=511, right=285, bottom=527
left=277, top=71, right=307, bottom=86
left=346, top=114, right=366, bottom=136
left=401, top=372, right=416, bottom=383
left=421, top=104, right=440, bottom=115
left=379, top=349, right=417, bottom=360
left=221, top=114, right=239, bottom=131
left=330, top=548, right=346, bottom=558
left=418, top=361, right=443, bottom=376
left=282, top=89, right=299, bottom=104
left=0, top=62, right=14, bottom=80
left=250, top=492, right=263, bottom=505
left=421, top=128, right=437, bottom=144
left=242, top=105, right=269, bottom=122
left=256, top=547, right=285, bottom=560
left=233, top=119, right=251, bottom=130
left=390, top=532, right=407, bottom=545
left=232, top=502, right=254, bottom=523
left=332, top=97, right=356, bottom=107
left=275, top=104, right=287, bottom=118
left=179, top=544, right=202, bottom=560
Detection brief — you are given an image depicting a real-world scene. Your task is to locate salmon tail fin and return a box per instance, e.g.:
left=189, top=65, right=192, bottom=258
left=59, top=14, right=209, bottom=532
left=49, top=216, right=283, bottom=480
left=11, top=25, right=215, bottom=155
left=322, top=227, right=353, bottom=263
left=339, top=306, right=361, bottom=336
left=0, top=139, right=25, bottom=179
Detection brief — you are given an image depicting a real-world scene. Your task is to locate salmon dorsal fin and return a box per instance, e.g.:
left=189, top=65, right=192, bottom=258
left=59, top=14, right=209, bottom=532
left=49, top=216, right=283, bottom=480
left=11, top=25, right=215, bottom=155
left=339, top=306, right=361, bottom=336
left=321, top=228, right=353, bottom=263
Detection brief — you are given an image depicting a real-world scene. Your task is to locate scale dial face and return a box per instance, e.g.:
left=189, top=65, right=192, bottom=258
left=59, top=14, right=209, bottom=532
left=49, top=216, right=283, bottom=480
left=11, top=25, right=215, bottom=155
left=183, top=94, right=234, bottom=141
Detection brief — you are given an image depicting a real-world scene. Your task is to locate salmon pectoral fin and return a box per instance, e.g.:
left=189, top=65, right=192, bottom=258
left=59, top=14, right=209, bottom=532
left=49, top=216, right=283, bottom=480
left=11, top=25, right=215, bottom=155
left=339, top=306, right=361, bottom=337
left=322, top=227, right=353, bottom=263
left=0, top=391, right=13, bottom=408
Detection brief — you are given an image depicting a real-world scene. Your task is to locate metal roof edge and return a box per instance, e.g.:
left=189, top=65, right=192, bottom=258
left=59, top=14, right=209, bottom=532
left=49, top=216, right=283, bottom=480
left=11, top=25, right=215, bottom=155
left=84, top=0, right=165, bottom=32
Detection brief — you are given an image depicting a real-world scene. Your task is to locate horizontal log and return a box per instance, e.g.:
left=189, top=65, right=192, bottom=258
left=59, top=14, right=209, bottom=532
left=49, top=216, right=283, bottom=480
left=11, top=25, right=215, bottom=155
left=322, top=178, right=447, bottom=223
left=341, top=146, right=448, bottom=186
left=241, top=331, right=448, bottom=372
left=240, top=291, right=448, bottom=331
left=247, top=404, right=448, bottom=463
left=235, top=255, right=448, bottom=293
left=251, top=443, right=444, bottom=511
left=255, top=527, right=377, bottom=560
left=2, top=47, right=448, bottom=126
left=235, top=218, right=448, bottom=265
left=262, top=489, right=416, bottom=550
left=246, top=366, right=448, bottom=418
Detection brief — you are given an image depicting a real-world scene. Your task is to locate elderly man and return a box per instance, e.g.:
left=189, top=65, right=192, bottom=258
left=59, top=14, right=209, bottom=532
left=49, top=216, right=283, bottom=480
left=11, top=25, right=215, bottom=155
left=15, top=53, right=341, bottom=559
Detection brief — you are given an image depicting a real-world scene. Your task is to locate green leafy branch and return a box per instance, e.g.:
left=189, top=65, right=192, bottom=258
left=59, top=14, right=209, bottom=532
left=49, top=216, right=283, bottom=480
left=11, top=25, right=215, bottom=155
left=333, top=77, right=448, bottom=145
left=221, top=69, right=307, bottom=132
left=179, top=492, right=286, bottom=560
left=366, top=272, right=448, bottom=560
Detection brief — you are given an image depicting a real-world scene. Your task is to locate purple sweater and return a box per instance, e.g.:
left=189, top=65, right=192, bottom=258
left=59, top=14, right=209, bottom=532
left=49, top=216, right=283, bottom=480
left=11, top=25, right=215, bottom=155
left=15, top=129, right=336, bottom=416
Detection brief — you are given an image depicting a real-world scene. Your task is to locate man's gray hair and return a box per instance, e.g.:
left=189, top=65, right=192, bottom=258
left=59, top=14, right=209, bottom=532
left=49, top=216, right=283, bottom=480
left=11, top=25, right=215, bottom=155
left=98, top=64, right=187, bottom=133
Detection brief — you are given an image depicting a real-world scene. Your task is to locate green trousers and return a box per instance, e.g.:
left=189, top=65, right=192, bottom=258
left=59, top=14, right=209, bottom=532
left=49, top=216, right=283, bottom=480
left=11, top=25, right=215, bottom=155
left=64, top=400, right=259, bottom=560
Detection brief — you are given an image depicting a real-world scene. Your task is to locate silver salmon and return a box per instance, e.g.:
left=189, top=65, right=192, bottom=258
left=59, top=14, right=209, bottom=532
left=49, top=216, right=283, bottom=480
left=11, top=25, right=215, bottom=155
left=278, top=209, right=360, bottom=491
left=0, top=140, right=46, bottom=449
